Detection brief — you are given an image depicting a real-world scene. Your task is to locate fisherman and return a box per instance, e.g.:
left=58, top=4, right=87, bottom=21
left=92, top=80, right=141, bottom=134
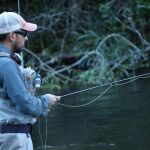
left=0, top=12, right=60, bottom=150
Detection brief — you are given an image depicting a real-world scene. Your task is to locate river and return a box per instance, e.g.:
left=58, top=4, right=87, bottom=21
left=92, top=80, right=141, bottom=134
left=32, top=77, right=150, bottom=150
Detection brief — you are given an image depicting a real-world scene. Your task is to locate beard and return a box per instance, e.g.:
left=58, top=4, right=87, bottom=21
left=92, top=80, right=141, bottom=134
left=13, top=41, right=25, bottom=53
left=14, top=47, right=23, bottom=53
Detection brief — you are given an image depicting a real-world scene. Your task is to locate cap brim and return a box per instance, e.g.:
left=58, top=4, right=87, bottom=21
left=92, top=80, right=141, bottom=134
left=22, top=22, right=37, bottom=31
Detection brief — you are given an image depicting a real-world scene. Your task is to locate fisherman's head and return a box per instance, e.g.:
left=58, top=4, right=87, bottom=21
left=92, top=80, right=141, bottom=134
left=0, top=12, right=37, bottom=52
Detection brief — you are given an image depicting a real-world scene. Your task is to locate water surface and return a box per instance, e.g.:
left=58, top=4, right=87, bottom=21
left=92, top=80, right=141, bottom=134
left=32, top=78, right=150, bottom=150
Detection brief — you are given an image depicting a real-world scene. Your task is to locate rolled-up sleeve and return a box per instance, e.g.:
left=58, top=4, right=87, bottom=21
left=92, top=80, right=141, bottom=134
left=3, top=61, right=51, bottom=117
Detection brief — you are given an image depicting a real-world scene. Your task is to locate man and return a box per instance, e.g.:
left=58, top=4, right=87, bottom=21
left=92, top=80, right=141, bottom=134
left=0, top=12, right=60, bottom=150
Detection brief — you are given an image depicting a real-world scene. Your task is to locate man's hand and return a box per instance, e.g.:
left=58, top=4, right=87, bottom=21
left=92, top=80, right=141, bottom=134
left=46, top=94, right=60, bottom=106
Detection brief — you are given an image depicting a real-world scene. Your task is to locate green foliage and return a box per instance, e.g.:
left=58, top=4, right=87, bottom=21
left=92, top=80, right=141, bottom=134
left=0, top=0, right=150, bottom=88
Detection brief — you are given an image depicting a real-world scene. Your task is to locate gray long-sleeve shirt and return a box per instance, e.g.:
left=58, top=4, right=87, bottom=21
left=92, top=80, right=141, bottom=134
left=0, top=44, right=50, bottom=124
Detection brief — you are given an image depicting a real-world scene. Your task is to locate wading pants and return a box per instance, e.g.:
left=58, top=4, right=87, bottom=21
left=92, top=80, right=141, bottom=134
left=0, top=133, right=33, bottom=150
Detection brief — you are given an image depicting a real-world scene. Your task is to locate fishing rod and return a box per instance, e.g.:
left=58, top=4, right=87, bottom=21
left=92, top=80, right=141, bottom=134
left=60, top=72, right=150, bottom=98
left=57, top=72, right=150, bottom=108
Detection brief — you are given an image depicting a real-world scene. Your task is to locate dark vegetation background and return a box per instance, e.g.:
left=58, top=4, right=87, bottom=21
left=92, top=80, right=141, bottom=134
left=1, top=0, right=150, bottom=89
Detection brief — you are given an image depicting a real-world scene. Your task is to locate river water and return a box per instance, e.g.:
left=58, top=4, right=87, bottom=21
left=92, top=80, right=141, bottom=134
left=32, top=77, right=150, bottom=150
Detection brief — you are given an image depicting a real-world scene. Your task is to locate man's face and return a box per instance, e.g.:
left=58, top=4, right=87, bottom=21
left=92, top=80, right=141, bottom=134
left=13, top=29, right=28, bottom=53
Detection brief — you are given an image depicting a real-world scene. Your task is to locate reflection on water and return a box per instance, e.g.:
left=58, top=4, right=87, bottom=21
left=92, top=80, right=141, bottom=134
left=32, top=78, right=150, bottom=150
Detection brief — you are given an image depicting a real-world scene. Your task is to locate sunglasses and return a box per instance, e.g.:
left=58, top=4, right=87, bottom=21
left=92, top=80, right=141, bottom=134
left=14, top=30, right=28, bottom=37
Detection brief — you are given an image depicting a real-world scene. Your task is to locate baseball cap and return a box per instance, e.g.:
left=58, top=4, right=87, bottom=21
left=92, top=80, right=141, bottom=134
left=0, top=11, right=37, bottom=34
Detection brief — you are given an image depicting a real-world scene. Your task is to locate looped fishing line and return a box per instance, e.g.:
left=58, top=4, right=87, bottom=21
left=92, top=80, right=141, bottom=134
left=38, top=118, right=44, bottom=150
left=57, top=84, right=113, bottom=107
left=57, top=72, right=150, bottom=108
left=38, top=115, right=48, bottom=150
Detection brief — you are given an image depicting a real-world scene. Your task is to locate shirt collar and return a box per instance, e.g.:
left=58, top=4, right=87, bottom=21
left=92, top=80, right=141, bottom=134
left=0, top=44, right=11, bottom=53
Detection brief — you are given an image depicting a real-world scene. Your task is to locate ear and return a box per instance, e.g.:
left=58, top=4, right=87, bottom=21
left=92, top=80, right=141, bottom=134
left=8, top=33, right=16, bottom=42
